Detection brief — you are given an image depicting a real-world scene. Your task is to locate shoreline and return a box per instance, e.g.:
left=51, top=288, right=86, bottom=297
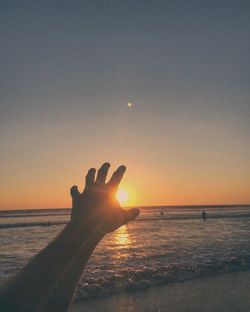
left=71, top=270, right=250, bottom=312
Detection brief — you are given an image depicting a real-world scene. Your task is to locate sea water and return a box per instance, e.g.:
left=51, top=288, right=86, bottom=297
left=1, top=206, right=250, bottom=301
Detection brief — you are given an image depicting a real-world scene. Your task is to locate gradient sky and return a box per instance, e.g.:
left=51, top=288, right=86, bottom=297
left=1, top=1, right=249, bottom=209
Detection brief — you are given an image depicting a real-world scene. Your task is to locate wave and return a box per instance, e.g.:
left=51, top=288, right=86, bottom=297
left=0, top=211, right=70, bottom=219
left=0, top=221, right=68, bottom=229
left=74, top=254, right=250, bottom=301
left=137, top=213, right=250, bottom=222
left=1, top=213, right=250, bottom=229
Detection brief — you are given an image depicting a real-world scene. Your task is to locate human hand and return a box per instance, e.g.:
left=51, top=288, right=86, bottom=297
left=70, top=163, right=140, bottom=233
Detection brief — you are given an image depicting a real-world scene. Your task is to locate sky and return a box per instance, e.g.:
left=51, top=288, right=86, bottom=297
left=0, top=1, right=249, bottom=209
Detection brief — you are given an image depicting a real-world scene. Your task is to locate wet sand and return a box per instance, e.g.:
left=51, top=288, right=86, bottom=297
left=71, top=270, right=250, bottom=312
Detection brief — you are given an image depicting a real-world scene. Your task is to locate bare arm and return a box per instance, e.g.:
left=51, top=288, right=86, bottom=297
left=0, top=163, right=140, bottom=312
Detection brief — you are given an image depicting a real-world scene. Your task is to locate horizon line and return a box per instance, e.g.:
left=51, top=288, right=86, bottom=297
left=0, top=203, right=250, bottom=212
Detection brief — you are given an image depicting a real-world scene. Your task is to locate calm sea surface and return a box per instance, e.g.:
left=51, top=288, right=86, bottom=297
left=1, top=205, right=250, bottom=300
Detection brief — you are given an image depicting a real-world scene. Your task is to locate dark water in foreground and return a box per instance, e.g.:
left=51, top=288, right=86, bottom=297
left=1, top=205, right=250, bottom=300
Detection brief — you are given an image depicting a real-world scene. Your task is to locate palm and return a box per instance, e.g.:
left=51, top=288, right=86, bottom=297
left=70, top=163, right=140, bottom=233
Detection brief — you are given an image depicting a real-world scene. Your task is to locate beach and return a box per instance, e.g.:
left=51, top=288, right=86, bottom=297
left=71, top=270, right=250, bottom=312
left=1, top=206, right=250, bottom=308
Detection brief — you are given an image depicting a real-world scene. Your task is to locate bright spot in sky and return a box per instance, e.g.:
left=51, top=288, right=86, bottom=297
left=116, top=189, right=129, bottom=205
left=127, top=102, right=132, bottom=107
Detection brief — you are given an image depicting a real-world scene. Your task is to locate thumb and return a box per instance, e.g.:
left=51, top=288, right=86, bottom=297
left=123, top=208, right=140, bottom=224
left=70, top=185, right=81, bottom=199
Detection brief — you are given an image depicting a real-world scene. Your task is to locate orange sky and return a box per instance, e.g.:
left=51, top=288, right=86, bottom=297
left=1, top=104, right=250, bottom=210
left=1, top=149, right=250, bottom=210
left=1, top=2, right=250, bottom=210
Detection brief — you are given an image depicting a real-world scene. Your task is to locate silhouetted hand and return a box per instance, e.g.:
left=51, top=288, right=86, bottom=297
left=0, top=163, right=140, bottom=312
left=70, top=163, right=140, bottom=233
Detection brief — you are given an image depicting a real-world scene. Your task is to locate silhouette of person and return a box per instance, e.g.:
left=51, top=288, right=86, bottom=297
left=160, top=210, right=164, bottom=216
left=202, top=210, right=207, bottom=221
left=0, top=163, right=140, bottom=311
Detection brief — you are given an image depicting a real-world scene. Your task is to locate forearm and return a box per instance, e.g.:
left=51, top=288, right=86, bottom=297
left=0, top=222, right=105, bottom=312
left=0, top=162, right=140, bottom=311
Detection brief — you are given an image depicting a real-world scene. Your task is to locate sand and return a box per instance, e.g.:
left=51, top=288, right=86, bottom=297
left=70, top=270, right=250, bottom=312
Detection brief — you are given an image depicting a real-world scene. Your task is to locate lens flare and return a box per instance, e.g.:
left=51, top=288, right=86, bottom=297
left=115, top=185, right=136, bottom=206
left=116, top=189, right=129, bottom=205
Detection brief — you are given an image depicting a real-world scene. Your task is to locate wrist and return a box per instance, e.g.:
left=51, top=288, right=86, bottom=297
left=64, top=219, right=106, bottom=244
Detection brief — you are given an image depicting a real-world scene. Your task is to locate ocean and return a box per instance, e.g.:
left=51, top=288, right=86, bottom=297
left=1, top=205, right=250, bottom=301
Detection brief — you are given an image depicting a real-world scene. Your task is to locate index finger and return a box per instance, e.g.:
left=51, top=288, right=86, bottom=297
left=107, top=165, right=126, bottom=189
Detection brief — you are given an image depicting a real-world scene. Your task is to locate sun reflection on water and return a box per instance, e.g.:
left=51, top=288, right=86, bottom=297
left=111, top=225, right=132, bottom=261
left=114, top=225, right=131, bottom=247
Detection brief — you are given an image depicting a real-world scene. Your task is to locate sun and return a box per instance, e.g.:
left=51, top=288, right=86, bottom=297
left=115, top=185, right=136, bottom=206
left=116, top=189, right=129, bottom=205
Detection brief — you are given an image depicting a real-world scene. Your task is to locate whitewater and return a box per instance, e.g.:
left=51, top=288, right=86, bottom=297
left=1, top=205, right=250, bottom=301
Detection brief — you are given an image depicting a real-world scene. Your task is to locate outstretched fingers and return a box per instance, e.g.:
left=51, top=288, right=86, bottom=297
left=107, top=165, right=126, bottom=190
left=96, top=162, right=110, bottom=184
left=85, top=168, right=96, bottom=187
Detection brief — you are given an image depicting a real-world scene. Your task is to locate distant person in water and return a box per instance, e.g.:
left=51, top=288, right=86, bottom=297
left=0, top=163, right=140, bottom=312
left=202, top=210, right=207, bottom=221
left=160, top=210, right=164, bottom=216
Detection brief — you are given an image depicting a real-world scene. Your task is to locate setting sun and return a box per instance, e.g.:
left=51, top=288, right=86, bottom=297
left=115, top=185, right=137, bottom=206
left=116, top=189, right=129, bottom=205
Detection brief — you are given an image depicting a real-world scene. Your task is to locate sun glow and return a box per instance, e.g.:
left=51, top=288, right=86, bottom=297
left=116, top=189, right=129, bottom=205
left=116, top=185, right=136, bottom=206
